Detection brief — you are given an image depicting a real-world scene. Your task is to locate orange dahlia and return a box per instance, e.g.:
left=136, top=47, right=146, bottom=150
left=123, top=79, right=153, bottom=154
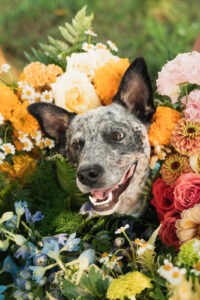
left=148, top=106, right=181, bottom=146
left=93, top=58, right=130, bottom=105
left=0, top=84, right=20, bottom=120
left=171, top=118, right=200, bottom=156
left=160, top=154, right=193, bottom=187
left=10, top=101, right=39, bottom=136
left=20, top=62, right=63, bottom=90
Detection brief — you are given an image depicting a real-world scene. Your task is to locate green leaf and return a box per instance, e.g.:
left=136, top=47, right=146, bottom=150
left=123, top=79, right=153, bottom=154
left=59, top=26, right=75, bottom=44
left=61, top=279, right=94, bottom=300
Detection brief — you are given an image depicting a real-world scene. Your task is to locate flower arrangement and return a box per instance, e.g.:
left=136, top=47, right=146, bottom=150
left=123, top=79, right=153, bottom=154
left=1, top=5, right=200, bottom=300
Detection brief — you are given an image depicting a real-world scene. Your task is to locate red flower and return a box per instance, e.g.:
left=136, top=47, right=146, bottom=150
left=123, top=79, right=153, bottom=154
left=174, top=172, right=200, bottom=211
left=151, top=178, right=175, bottom=221
left=159, top=210, right=180, bottom=250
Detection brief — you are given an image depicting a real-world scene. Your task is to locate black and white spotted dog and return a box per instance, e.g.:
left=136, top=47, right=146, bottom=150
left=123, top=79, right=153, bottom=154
left=28, top=57, right=155, bottom=216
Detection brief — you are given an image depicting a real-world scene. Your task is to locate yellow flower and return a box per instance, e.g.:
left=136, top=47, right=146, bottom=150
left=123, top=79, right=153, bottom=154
left=11, top=101, right=39, bottom=136
left=0, top=83, right=20, bottom=120
left=51, top=70, right=101, bottom=114
left=169, top=277, right=200, bottom=300
left=106, top=271, right=152, bottom=299
left=93, top=58, right=130, bottom=105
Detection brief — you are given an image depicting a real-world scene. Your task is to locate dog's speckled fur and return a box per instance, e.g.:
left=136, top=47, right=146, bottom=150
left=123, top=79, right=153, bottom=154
left=28, top=57, right=154, bottom=216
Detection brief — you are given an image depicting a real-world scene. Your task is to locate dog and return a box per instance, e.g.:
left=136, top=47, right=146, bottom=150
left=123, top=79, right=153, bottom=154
left=28, top=57, right=154, bottom=216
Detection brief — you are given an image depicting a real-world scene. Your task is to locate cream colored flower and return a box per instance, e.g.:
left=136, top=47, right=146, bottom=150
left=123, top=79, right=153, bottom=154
left=168, top=277, right=199, bottom=300
left=0, top=113, right=4, bottom=125
left=176, top=204, right=200, bottom=244
left=107, top=40, right=118, bottom=52
left=95, top=48, right=119, bottom=68
left=51, top=70, right=101, bottom=114
left=190, top=153, right=200, bottom=174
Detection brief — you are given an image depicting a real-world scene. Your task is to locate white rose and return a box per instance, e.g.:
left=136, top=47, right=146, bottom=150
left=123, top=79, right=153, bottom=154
left=51, top=70, right=101, bottom=114
left=94, top=48, right=119, bottom=68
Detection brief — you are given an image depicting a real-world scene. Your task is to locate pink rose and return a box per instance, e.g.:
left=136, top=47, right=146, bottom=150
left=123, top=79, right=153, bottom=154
left=181, top=90, right=200, bottom=122
left=174, top=173, right=200, bottom=211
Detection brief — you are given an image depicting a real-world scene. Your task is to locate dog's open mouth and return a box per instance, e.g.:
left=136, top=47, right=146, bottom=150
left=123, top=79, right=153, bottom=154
left=89, top=161, right=138, bottom=212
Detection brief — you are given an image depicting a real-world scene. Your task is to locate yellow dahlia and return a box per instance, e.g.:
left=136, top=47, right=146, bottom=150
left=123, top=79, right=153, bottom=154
left=148, top=107, right=181, bottom=146
left=160, top=154, right=193, bottom=187
left=0, top=84, right=20, bottom=120
left=106, top=271, right=152, bottom=299
left=93, top=58, right=130, bottom=105
left=171, top=118, right=200, bottom=156
left=176, top=204, right=200, bottom=244
left=11, top=101, right=39, bottom=136
left=21, top=62, right=63, bottom=90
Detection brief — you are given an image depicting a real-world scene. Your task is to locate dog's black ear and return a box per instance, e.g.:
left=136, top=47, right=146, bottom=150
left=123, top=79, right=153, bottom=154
left=113, top=57, right=154, bottom=122
left=27, top=103, right=75, bottom=143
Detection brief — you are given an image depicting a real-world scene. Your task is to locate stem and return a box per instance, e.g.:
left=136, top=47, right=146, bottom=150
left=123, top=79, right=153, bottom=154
left=4, top=126, right=9, bottom=144
left=45, top=263, right=57, bottom=270
left=16, top=214, right=21, bottom=229
left=56, top=257, right=68, bottom=273
left=21, top=221, right=32, bottom=234
left=123, top=230, right=135, bottom=261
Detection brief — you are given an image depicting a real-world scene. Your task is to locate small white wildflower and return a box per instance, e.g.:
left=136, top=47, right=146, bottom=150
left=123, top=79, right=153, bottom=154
left=36, top=138, right=45, bottom=149
left=0, top=113, right=4, bottom=125
left=1, top=63, right=11, bottom=73
left=0, top=152, right=5, bottom=165
left=115, top=224, right=130, bottom=234
left=104, top=256, right=122, bottom=269
left=33, top=92, right=41, bottom=102
left=44, top=138, right=55, bottom=149
left=21, top=137, right=33, bottom=151
left=21, top=84, right=36, bottom=103
left=82, top=42, right=95, bottom=52
left=99, top=253, right=111, bottom=264
left=165, top=267, right=186, bottom=286
left=134, top=238, right=145, bottom=245
left=17, top=81, right=24, bottom=89
left=18, top=131, right=28, bottom=141
left=84, top=30, right=97, bottom=37
left=157, top=259, right=174, bottom=278
left=137, top=242, right=154, bottom=255
left=191, top=263, right=200, bottom=276
left=31, top=130, right=42, bottom=142
left=107, top=40, right=118, bottom=52
left=96, top=43, right=107, bottom=50
left=0, top=143, right=15, bottom=155
left=41, top=90, right=53, bottom=103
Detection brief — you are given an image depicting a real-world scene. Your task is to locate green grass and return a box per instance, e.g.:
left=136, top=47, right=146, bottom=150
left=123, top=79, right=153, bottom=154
left=0, top=0, right=199, bottom=81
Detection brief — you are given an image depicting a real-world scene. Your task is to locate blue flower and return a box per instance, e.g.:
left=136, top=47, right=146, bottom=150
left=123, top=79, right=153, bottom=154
left=3, top=256, right=18, bottom=278
left=5, top=215, right=17, bottom=228
left=33, top=253, right=47, bottom=267
left=63, top=233, right=80, bottom=252
left=29, top=266, right=46, bottom=283
left=55, top=234, right=68, bottom=246
left=79, top=202, right=95, bottom=217
left=14, top=242, right=36, bottom=259
left=42, top=239, right=60, bottom=259
left=0, top=286, right=7, bottom=300
left=14, top=201, right=27, bottom=216
left=25, top=208, right=44, bottom=224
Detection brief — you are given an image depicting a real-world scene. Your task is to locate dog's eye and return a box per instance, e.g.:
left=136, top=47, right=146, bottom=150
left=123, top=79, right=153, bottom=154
left=72, top=140, right=84, bottom=150
left=111, top=132, right=125, bottom=141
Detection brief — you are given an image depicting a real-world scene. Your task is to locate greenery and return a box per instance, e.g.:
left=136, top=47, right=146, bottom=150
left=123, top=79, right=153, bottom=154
left=0, top=0, right=199, bottom=82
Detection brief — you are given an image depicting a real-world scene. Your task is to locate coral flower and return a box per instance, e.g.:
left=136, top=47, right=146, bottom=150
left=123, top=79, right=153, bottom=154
left=11, top=102, right=39, bottom=136
left=148, top=106, right=181, bottom=146
left=20, top=62, right=63, bottom=90
left=171, top=118, right=200, bottom=156
left=176, top=204, right=200, bottom=244
left=160, top=154, right=193, bottom=187
left=93, top=58, right=130, bottom=105
left=0, top=84, right=20, bottom=120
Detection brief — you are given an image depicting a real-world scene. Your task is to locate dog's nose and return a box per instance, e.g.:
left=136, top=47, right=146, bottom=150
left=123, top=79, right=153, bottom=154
left=77, top=164, right=103, bottom=186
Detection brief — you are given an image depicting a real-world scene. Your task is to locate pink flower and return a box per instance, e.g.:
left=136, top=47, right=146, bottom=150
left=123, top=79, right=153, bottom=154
left=156, top=52, right=200, bottom=103
left=174, top=173, right=200, bottom=211
left=182, top=90, right=200, bottom=122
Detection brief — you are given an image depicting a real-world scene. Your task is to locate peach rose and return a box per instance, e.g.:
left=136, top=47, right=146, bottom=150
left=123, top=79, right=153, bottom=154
left=176, top=204, right=200, bottom=244
left=174, top=173, right=200, bottom=211
left=51, top=70, right=101, bottom=114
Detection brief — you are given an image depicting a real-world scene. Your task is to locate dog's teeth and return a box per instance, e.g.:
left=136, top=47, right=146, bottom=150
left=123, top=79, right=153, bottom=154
left=89, top=196, right=97, bottom=205
left=108, top=192, right=112, bottom=201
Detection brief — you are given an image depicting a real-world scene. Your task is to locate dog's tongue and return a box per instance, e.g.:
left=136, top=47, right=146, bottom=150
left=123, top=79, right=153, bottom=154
left=91, top=163, right=136, bottom=200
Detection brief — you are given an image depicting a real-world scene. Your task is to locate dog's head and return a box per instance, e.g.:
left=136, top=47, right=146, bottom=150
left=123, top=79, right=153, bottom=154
left=28, top=57, right=154, bottom=215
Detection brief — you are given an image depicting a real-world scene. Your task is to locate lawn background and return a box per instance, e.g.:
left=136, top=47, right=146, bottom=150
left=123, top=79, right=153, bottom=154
left=0, top=0, right=199, bottom=83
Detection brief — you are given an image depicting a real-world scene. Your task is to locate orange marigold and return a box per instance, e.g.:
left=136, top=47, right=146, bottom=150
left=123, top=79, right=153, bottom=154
left=11, top=101, right=39, bottom=136
left=21, top=62, right=63, bottom=90
left=0, top=84, right=20, bottom=120
left=93, top=58, right=130, bottom=105
left=148, top=106, right=181, bottom=146
left=0, top=154, right=36, bottom=183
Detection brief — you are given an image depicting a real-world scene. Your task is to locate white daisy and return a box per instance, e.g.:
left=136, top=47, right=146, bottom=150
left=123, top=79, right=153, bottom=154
left=0, top=152, right=6, bottom=165
left=36, top=138, right=45, bottom=149
left=31, top=130, right=42, bottom=142
left=82, top=42, right=95, bottom=52
left=17, top=81, right=24, bottom=89
left=191, top=263, right=200, bottom=276
left=41, top=90, right=53, bottom=103
left=104, top=256, right=122, bottom=269
left=107, top=40, right=118, bottom=52
left=84, top=30, right=97, bottom=37
left=21, top=137, right=33, bottom=152
left=21, top=84, right=36, bottom=103
left=157, top=259, right=174, bottom=278
left=44, top=138, right=55, bottom=149
left=137, top=242, right=154, bottom=255
left=134, top=238, right=145, bottom=246
left=0, top=143, right=15, bottom=155
left=165, top=267, right=186, bottom=286
left=0, top=113, right=4, bottom=125
left=18, top=131, right=28, bottom=142
left=33, top=92, right=41, bottom=102
left=115, top=224, right=130, bottom=234
left=96, top=43, right=107, bottom=50
left=99, top=253, right=111, bottom=264
left=1, top=63, right=11, bottom=73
